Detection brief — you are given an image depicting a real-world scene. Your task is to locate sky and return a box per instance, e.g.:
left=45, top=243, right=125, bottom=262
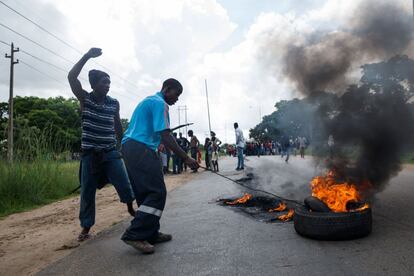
left=0, top=0, right=412, bottom=143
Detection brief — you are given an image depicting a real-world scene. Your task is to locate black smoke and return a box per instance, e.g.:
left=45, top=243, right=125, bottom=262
left=284, top=2, right=413, bottom=97
left=282, top=2, right=414, bottom=193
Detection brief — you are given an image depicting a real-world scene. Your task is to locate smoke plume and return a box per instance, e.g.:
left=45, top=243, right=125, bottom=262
left=282, top=1, right=414, bottom=193
left=284, top=2, right=413, bottom=96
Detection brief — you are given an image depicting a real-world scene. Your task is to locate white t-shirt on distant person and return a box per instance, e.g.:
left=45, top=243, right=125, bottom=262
left=235, top=128, right=245, bottom=148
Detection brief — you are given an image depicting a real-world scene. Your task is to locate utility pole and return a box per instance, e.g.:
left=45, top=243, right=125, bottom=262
left=178, top=105, right=188, bottom=137
left=184, top=106, right=188, bottom=138
left=5, top=43, right=19, bottom=163
left=205, top=79, right=212, bottom=137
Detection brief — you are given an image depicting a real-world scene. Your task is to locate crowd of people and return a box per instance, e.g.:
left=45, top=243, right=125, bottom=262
left=244, top=136, right=309, bottom=162
left=158, top=132, right=191, bottom=174
left=158, top=130, right=223, bottom=174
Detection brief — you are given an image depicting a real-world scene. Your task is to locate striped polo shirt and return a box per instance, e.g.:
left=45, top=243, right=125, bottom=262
left=81, top=93, right=118, bottom=150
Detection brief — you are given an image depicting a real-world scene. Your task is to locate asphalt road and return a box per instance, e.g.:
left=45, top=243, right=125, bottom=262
left=38, top=156, right=414, bottom=276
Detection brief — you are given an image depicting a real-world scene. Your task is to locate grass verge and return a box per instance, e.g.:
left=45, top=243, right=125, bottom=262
left=0, top=160, right=79, bottom=217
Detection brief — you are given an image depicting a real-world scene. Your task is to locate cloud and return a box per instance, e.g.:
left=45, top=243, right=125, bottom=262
left=1, top=0, right=412, bottom=145
left=0, top=0, right=72, bottom=98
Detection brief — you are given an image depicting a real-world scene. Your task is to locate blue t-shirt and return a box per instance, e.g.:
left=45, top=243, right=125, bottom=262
left=122, top=92, right=170, bottom=150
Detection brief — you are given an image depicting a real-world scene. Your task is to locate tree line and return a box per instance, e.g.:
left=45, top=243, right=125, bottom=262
left=249, top=55, right=414, bottom=147
left=0, top=96, right=130, bottom=160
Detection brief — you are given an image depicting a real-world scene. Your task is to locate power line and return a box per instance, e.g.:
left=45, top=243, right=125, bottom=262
left=20, top=49, right=68, bottom=73
left=0, top=22, right=142, bottom=96
left=1, top=39, right=85, bottom=81
left=19, top=59, right=68, bottom=87
left=0, top=0, right=82, bottom=54
left=0, top=1, right=141, bottom=90
left=0, top=21, right=73, bottom=63
left=0, top=38, right=9, bottom=47
left=0, top=29, right=141, bottom=99
left=1, top=38, right=139, bottom=101
left=19, top=59, right=138, bottom=101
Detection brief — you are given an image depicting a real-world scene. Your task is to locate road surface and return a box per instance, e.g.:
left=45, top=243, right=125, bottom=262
left=38, top=156, right=414, bottom=275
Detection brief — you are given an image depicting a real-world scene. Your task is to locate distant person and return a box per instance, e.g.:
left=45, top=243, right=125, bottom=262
left=281, top=136, right=291, bottom=163
left=234, top=122, right=245, bottom=170
left=171, top=132, right=181, bottom=174
left=210, top=131, right=221, bottom=172
left=204, top=137, right=212, bottom=170
left=188, top=130, right=200, bottom=172
left=299, top=136, right=307, bottom=158
left=211, top=131, right=221, bottom=172
left=177, top=132, right=190, bottom=172
left=158, top=143, right=168, bottom=174
left=68, top=47, right=136, bottom=242
left=121, top=78, right=199, bottom=254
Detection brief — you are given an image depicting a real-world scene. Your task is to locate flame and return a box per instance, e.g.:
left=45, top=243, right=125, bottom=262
left=278, top=209, right=294, bottom=221
left=225, top=193, right=252, bottom=205
left=351, top=203, right=370, bottom=212
left=311, top=170, right=369, bottom=212
left=268, top=202, right=287, bottom=212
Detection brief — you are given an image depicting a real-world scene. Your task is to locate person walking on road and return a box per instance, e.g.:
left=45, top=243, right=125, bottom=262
left=177, top=132, right=190, bottom=171
left=281, top=136, right=291, bottom=163
left=210, top=131, right=221, bottom=172
left=188, top=130, right=200, bottom=172
left=171, top=132, right=181, bottom=174
left=299, top=136, right=307, bottom=158
left=204, top=137, right=212, bottom=170
left=68, top=47, right=136, bottom=242
left=121, top=78, right=199, bottom=254
left=234, top=122, right=245, bottom=170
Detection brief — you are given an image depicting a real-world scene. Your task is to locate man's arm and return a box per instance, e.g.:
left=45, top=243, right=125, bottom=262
left=195, top=136, right=200, bottom=147
left=161, top=131, right=198, bottom=169
left=68, top=48, right=102, bottom=102
left=216, top=138, right=222, bottom=146
left=114, top=101, right=123, bottom=144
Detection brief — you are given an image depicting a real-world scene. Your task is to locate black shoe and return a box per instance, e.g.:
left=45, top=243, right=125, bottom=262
left=153, top=232, right=172, bottom=244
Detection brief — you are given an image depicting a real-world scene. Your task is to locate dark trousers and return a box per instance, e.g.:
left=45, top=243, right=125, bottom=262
left=79, top=150, right=135, bottom=229
left=172, top=154, right=181, bottom=173
left=181, top=150, right=188, bottom=171
left=205, top=152, right=210, bottom=169
left=190, top=147, right=198, bottom=172
left=121, top=140, right=166, bottom=242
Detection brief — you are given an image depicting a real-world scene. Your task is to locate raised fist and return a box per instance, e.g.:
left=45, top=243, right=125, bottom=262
left=85, top=48, right=102, bottom=58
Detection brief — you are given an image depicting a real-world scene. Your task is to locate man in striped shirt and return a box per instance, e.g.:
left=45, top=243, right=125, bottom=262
left=68, top=48, right=136, bottom=242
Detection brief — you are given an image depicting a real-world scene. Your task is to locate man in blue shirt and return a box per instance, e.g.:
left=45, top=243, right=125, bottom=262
left=121, top=78, right=199, bottom=254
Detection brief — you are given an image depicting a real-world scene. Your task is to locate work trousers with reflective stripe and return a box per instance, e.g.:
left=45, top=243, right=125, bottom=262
left=121, top=139, right=167, bottom=242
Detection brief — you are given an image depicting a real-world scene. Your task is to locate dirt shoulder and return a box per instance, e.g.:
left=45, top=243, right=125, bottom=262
left=0, top=171, right=197, bottom=276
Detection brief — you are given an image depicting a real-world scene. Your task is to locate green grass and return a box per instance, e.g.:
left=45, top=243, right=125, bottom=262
left=0, top=160, right=79, bottom=217
left=402, top=153, right=414, bottom=164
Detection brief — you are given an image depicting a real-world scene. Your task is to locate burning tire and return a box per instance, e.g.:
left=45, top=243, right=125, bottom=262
left=293, top=205, right=372, bottom=240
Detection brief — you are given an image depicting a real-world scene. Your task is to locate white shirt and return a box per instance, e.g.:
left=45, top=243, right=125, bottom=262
left=235, top=128, right=245, bottom=148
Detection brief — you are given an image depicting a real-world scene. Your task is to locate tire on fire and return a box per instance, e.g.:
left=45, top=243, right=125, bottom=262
left=293, top=205, right=372, bottom=240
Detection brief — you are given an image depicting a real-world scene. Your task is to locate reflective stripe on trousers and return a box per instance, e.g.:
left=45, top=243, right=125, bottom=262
left=138, top=205, right=163, bottom=217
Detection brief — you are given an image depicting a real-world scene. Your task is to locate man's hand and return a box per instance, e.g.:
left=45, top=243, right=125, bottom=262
left=184, top=156, right=199, bottom=170
left=85, top=48, right=102, bottom=59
